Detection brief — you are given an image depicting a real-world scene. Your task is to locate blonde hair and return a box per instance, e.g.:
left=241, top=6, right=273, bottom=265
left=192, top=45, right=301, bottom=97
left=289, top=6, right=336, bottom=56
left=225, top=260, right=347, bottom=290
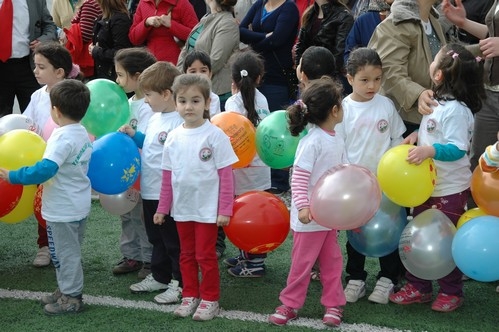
left=138, top=61, right=180, bottom=93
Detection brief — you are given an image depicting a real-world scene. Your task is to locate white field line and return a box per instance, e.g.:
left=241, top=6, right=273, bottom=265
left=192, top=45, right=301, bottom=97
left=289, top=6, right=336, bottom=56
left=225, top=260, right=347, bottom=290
left=0, top=288, right=412, bottom=332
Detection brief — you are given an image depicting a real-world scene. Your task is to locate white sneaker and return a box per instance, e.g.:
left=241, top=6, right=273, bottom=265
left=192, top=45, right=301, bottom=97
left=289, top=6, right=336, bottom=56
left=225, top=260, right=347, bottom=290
left=174, top=297, right=200, bottom=318
left=33, top=246, right=51, bottom=267
left=368, top=277, right=394, bottom=304
left=192, top=300, right=220, bottom=321
left=130, top=274, right=168, bottom=293
left=344, top=280, right=366, bottom=303
left=154, top=280, right=182, bottom=304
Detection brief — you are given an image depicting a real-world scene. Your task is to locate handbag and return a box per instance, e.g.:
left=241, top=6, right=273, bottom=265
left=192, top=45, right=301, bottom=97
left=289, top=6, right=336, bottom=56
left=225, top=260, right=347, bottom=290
left=272, top=51, right=299, bottom=102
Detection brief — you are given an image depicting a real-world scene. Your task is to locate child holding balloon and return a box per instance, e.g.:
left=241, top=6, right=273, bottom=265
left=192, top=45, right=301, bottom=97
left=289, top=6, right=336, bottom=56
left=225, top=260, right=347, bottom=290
left=110, top=47, right=157, bottom=279
left=390, top=43, right=486, bottom=312
left=335, top=47, right=406, bottom=304
left=223, top=49, right=271, bottom=277
left=269, top=77, right=347, bottom=327
left=0, top=79, right=92, bottom=315
left=154, top=74, right=238, bottom=321
left=22, top=42, right=82, bottom=268
left=120, top=62, right=184, bottom=305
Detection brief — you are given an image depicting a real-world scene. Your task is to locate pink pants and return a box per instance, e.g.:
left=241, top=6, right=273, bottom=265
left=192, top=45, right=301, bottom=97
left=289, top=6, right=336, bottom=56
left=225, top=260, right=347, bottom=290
left=279, top=230, right=346, bottom=309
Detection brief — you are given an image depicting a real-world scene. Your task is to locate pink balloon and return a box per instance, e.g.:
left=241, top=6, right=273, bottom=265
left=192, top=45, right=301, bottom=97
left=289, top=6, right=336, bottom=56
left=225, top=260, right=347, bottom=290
left=42, top=117, right=95, bottom=142
left=310, top=164, right=381, bottom=230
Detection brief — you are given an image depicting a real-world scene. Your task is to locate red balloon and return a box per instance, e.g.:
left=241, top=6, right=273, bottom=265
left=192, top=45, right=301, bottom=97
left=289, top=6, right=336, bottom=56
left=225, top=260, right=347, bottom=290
left=0, top=178, right=23, bottom=218
left=225, top=191, right=290, bottom=254
left=132, top=174, right=141, bottom=191
left=33, top=185, right=46, bottom=228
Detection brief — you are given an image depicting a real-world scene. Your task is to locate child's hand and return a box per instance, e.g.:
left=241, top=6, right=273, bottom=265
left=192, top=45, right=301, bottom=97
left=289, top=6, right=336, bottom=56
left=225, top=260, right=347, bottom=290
left=407, top=146, right=435, bottom=165
left=0, top=168, right=9, bottom=182
left=401, top=131, right=418, bottom=145
left=119, top=125, right=135, bottom=137
left=153, top=213, right=166, bottom=225
left=217, top=215, right=230, bottom=227
left=298, top=208, right=312, bottom=224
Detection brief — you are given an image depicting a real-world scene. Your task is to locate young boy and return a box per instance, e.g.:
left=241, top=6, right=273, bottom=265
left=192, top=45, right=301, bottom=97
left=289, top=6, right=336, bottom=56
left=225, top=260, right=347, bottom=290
left=0, top=79, right=92, bottom=315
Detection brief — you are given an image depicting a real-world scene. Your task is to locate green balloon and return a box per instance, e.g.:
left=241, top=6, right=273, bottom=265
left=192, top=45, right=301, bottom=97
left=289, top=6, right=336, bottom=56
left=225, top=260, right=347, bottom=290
left=82, top=79, right=131, bottom=138
left=255, top=110, right=307, bottom=169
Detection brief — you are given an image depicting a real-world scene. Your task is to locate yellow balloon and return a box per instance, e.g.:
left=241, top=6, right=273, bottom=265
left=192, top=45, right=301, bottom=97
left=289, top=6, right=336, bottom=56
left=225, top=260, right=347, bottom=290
left=0, top=185, right=37, bottom=224
left=377, top=144, right=437, bottom=207
left=0, top=129, right=46, bottom=170
left=456, top=207, right=487, bottom=229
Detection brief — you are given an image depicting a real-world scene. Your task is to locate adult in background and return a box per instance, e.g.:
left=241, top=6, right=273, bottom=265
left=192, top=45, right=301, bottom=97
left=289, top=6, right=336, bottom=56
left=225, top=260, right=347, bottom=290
left=0, top=0, right=57, bottom=116
left=51, top=0, right=82, bottom=30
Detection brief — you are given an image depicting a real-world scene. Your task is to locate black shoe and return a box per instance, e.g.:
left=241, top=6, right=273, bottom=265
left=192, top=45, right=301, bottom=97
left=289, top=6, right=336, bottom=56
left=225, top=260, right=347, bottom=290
left=265, top=187, right=287, bottom=195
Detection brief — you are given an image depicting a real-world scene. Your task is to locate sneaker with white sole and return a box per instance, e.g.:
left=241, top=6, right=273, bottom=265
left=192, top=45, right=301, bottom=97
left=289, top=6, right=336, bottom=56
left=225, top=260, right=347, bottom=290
left=344, top=280, right=366, bottom=303
left=130, top=274, right=168, bottom=293
left=192, top=300, right=220, bottom=321
left=33, top=246, right=51, bottom=267
left=368, top=277, right=394, bottom=304
left=154, top=280, right=182, bottom=304
left=174, top=297, right=200, bottom=318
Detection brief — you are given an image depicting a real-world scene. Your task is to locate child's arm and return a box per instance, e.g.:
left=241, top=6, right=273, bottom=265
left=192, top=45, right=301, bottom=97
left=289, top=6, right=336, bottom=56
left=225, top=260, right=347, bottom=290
left=119, top=125, right=145, bottom=149
left=291, top=166, right=312, bottom=224
left=217, top=165, right=234, bottom=227
left=154, top=170, right=173, bottom=225
left=0, top=159, right=58, bottom=185
left=479, top=139, right=499, bottom=173
left=407, top=143, right=466, bottom=165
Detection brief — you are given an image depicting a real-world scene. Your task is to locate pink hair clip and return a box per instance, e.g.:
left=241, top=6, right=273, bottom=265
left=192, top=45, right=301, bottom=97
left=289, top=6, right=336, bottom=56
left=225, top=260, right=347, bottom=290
left=476, top=56, right=483, bottom=63
left=294, top=99, right=308, bottom=115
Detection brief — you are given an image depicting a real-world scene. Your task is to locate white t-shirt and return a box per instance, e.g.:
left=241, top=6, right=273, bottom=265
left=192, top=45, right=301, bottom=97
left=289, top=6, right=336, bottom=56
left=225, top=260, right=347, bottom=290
left=128, top=96, right=153, bottom=133
left=42, top=124, right=93, bottom=222
left=291, top=127, right=348, bottom=232
left=335, top=93, right=406, bottom=174
left=140, top=111, right=184, bottom=199
left=161, top=120, right=238, bottom=223
left=418, top=99, right=474, bottom=196
left=210, top=91, right=221, bottom=118
left=23, top=86, right=51, bottom=138
left=225, top=89, right=271, bottom=194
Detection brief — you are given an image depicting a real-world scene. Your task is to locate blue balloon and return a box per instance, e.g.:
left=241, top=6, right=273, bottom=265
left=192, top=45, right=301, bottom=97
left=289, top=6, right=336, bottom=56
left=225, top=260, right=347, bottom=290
left=452, top=216, right=499, bottom=282
left=88, top=132, right=140, bottom=195
left=347, top=194, right=407, bottom=257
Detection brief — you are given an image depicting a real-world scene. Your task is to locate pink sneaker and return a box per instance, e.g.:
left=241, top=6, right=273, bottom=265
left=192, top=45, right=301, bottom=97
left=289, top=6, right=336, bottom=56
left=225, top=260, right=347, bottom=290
left=268, top=305, right=297, bottom=326
left=389, top=283, right=432, bottom=305
left=431, top=293, right=463, bottom=312
left=323, top=307, right=342, bottom=327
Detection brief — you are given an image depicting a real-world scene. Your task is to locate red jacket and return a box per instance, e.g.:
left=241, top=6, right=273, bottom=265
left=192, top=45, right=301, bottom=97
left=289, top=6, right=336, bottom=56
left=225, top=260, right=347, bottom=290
left=129, top=0, right=198, bottom=64
left=64, top=23, right=94, bottom=77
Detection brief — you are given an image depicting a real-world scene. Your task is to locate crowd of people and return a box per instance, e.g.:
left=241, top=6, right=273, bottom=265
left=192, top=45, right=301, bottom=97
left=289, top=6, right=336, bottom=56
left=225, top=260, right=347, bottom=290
left=0, top=0, right=498, bottom=327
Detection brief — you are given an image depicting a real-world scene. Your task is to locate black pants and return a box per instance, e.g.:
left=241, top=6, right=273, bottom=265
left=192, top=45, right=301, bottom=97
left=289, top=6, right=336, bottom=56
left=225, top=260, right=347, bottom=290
left=142, top=199, right=182, bottom=286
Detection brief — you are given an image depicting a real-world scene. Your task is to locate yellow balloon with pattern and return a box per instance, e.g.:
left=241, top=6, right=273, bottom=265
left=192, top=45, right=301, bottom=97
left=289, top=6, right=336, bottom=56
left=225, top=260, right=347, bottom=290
left=456, top=207, right=487, bottom=229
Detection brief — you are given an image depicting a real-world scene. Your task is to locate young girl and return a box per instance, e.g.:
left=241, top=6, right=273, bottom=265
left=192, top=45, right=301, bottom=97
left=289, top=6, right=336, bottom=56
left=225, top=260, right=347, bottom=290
left=111, top=47, right=157, bottom=279
left=223, top=50, right=271, bottom=277
left=269, top=77, right=346, bottom=327
left=335, top=47, right=406, bottom=305
left=390, top=43, right=486, bottom=312
left=154, top=74, right=238, bottom=321
left=23, top=42, right=82, bottom=269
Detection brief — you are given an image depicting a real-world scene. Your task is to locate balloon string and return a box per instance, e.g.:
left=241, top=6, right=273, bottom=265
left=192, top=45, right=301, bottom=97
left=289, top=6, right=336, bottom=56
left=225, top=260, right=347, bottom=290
left=415, top=203, right=463, bottom=220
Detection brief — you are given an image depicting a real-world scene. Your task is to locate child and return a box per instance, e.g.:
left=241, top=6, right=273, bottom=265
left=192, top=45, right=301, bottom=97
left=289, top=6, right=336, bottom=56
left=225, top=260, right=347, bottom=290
left=23, top=42, right=82, bottom=268
left=296, top=46, right=337, bottom=89
left=269, top=77, right=347, bottom=327
left=223, top=50, right=271, bottom=277
left=390, top=43, right=486, bottom=312
left=154, top=74, right=238, bottom=321
left=0, top=79, right=92, bottom=315
left=335, top=47, right=406, bottom=304
left=120, top=62, right=184, bottom=305
left=111, top=47, right=156, bottom=279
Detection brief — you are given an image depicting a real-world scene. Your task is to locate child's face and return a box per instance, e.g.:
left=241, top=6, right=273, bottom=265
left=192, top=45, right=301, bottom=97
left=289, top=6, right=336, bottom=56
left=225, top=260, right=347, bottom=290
left=175, top=86, right=210, bottom=128
left=186, top=60, right=212, bottom=79
left=429, top=50, right=443, bottom=85
left=347, top=65, right=383, bottom=102
left=144, top=89, right=170, bottom=112
left=115, top=63, right=139, bottom=93
left=33, top=54, right=65, bottom=88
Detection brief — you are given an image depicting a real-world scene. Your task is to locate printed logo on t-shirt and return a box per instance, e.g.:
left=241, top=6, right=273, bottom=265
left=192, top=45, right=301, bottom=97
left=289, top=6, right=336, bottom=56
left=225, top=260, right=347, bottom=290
left=158, top=131, right=168, bottom=145
left=426, top=119, right=437, bottom=133
left=377, top=119, right=389, bottom=133
left=129, top=118, right=138, bottom=130
left=199, top=147, right=213, bottom=162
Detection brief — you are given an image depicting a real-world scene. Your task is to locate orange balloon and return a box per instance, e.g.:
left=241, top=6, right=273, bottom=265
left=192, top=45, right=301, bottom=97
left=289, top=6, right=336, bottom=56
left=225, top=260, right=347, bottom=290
left=471, top=166, right=499, bottom=216
left=211, top=112, right=256, bottom=169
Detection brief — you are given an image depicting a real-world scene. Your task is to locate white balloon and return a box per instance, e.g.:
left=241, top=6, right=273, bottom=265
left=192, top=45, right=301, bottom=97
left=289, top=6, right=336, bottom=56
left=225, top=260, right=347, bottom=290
left=0, top=114, right=39, bottom=135
left=99, top=187, right=140, bottom=215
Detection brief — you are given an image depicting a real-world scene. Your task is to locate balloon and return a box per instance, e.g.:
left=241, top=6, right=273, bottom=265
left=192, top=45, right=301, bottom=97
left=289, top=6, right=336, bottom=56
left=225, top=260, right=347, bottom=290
left=399, top=209, right=456, bottom=280
left=310, top=164, right=381, bottom=230
left=88, top=132, right=141, bottom=195
left=225, top=191, right=290, bottom=254
left=377, top=144, right=437, bottom=207
left=100, top=187, right=140, bottom=215
left=132, top=175, right=141, bottom=191
left=82, top=79, right=130, bottom=138
left=0, top=129, right=46, bottom=170
left=347, top=194, right=407, bottom=257
left=471, top=166, right=499, bottom=216
left=452, top=216, right=499, bottom=282
left=0, top=114, right=38, bottom=135
left=0, top=179, right=23, bottom=218
left=211, top=112, right=256, bottom=168
left=42, top=116, right=58, bottom=141
left=33, top=185, right=46, bottom=228
left=456, top=207, right=487, bottom=229
left=255, top=110, right=307, bottom=169
left=0, top=185, right=37, bottom=224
